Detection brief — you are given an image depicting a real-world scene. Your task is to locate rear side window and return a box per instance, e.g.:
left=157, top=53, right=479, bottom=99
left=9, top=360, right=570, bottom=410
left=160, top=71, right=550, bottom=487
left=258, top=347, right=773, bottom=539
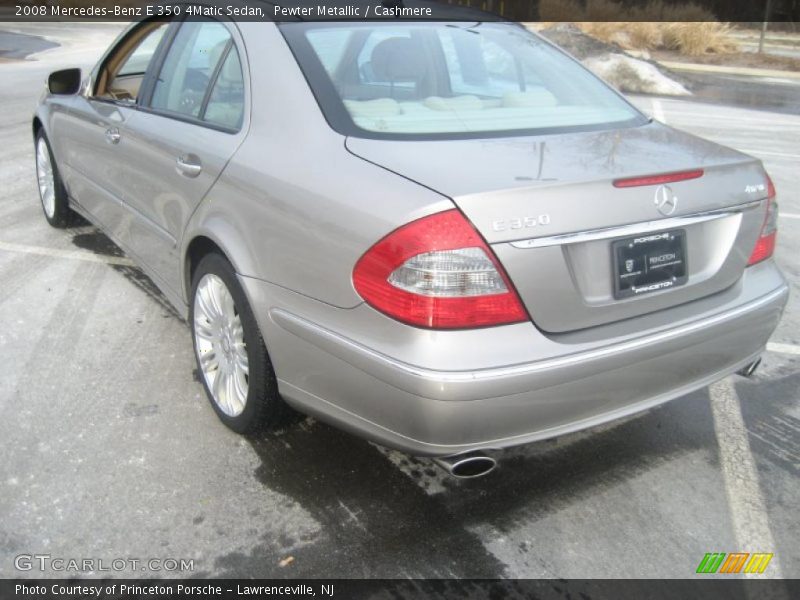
left=286, top=22, right=645, bottom=140
left=149, top=20, right=244, bottom=130
left=204, top=47, right=244, bottom=129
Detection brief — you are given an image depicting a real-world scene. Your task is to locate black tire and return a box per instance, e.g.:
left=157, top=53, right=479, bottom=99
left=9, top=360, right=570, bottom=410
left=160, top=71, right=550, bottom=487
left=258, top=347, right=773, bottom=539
left=34, top=130, right=74, bottom=228
left=190, top=253, right=293, bottom=434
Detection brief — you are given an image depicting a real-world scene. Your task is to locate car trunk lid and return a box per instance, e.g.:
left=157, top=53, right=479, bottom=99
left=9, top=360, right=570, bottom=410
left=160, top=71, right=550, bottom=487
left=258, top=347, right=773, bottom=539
left=346, top=122, right=770, bottom=332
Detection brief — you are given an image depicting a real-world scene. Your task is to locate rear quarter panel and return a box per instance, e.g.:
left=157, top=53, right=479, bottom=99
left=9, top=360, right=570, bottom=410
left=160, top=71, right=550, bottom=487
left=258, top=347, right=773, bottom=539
left=182, top=22, right=452, bottom=308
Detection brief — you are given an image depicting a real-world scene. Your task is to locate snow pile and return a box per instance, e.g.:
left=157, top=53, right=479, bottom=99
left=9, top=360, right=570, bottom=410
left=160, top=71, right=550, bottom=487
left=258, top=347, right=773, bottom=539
left=537, top=23, right=691, bottom=96
left=583, top=53, right=690, bottom=95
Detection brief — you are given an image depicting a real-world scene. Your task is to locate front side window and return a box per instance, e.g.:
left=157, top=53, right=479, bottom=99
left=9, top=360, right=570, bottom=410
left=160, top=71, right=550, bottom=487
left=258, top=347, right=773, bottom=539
left=150, top=20, right=243, bottom=129
left=117, top=24, right=167, bottom=77
left=96, top=22, right=169, bottom=102
left=284, top=22, right=645, bottom=139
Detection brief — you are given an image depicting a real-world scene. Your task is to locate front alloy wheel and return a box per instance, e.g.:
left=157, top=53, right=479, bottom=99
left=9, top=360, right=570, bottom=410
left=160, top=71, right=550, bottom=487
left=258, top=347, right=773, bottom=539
left=36, top=137, right=56, bottom=220
left=34, top=131, right=73, bottom=228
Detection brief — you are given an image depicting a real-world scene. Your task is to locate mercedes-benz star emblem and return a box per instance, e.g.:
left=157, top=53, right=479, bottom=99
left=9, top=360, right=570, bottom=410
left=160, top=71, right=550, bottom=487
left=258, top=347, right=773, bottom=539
left=654, top=185, right=678, bottom=216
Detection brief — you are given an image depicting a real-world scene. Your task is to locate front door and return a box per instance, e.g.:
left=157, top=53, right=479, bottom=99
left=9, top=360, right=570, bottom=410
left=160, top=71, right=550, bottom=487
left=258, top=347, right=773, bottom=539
left=54, top=20, right=171, bottom=244
left=114, top=19, right=248, bottom=297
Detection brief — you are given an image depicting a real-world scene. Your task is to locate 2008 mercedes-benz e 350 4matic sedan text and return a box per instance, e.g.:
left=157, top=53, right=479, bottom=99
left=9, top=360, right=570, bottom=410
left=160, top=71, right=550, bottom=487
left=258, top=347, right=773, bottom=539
left=34, top=15, right=787, bottom=477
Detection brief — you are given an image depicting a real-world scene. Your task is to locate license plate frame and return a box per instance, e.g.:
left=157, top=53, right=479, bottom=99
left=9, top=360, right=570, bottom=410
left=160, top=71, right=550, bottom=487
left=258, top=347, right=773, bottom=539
left=612, top=229, right=688, bottom=299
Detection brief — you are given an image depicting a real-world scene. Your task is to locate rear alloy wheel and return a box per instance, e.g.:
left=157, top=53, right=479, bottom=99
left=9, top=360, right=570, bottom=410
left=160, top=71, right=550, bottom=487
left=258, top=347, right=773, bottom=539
left=194, top=273, right=249, bottom=417
left=35, top=131, right=73, bottom=228
left=190, top=253, right=291, bottom=433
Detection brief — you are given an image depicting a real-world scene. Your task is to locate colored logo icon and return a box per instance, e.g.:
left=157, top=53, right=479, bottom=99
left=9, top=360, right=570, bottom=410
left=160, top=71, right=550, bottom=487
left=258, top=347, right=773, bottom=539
left=696, top=552, right=773, bottom=574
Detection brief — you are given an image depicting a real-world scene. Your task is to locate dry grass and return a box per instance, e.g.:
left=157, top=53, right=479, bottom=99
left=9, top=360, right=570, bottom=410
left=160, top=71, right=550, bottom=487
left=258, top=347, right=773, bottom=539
left=577, top=22, right=664, bottom=50
left=661, top=22, right=739, bottom=56
left=626, top=21, right=664, bottom=48
left=538, top=0, right=738, bottom=56
left=653, top=49, right=800, bottom=72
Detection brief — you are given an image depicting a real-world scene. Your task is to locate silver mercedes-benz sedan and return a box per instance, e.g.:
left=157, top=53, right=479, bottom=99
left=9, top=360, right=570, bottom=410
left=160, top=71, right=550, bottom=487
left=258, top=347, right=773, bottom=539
left=34, top=16, right=787, bottom=476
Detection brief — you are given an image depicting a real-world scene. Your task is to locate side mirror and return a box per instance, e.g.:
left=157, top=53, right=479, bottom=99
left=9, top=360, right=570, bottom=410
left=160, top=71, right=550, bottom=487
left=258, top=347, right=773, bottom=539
left=48, top=68, right=82, bottom=95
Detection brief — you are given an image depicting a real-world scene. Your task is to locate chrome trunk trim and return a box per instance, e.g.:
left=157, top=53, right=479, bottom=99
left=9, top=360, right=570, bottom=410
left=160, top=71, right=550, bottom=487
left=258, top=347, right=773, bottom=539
left=508, top=200, right=763, bottom=249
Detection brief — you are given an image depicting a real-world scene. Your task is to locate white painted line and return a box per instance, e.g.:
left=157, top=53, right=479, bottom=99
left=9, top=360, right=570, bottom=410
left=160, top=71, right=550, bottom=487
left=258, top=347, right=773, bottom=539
left=736, top=149, right=800, bottom=159
left=0, top=240, right=134, bottom=266
left=709, top=378, right=783, bottom=579
left=767, top=342, right=800, bottom=356
left=660, top=110, right=800, bottom=128
left=651, top=98, right=666, bottom=123
left=779, top=213, right=800, bottom=220
left=659, top=60, right=800, bottom=81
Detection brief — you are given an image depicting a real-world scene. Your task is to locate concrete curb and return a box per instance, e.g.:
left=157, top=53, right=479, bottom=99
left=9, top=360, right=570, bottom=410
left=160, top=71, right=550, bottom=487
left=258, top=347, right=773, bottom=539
left=659, top=60, right=800, bottom=81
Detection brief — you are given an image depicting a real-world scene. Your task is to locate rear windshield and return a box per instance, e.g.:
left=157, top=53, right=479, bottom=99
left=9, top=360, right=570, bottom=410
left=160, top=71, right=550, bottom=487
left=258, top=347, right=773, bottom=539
left=280, top=22, right=646, bottom=140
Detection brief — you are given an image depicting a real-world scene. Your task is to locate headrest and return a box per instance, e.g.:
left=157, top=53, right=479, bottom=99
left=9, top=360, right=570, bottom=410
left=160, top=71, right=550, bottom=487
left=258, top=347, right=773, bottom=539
left=370, top=37, right=427, bottom=82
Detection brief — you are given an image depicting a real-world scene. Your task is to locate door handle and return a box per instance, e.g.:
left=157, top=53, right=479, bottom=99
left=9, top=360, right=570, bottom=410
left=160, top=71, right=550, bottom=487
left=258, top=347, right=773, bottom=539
left=105, top=127, right=121, bottom=145
left=176, top=154, right=202, bottom=178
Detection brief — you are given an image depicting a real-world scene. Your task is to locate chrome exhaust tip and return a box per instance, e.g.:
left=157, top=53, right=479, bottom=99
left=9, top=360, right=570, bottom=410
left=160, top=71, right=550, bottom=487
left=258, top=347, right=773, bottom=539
left=433, top=451, right=497, bottom=479
left=737, top=357, right=762, bottom=378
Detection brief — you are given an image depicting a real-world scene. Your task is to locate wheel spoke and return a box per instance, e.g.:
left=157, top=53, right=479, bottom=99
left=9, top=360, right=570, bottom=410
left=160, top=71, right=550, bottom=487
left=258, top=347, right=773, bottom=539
left=225, top=370, right=238, bottom=413
left=194, top=319, right=219, bottom=342
left=234, top=344, right=249, bottom=374
left=211, top=368, right=224, bottom=406
left=221, top=291, right=236, bottom=326
left=231, top=315, right=243, bottom=338
left=199, top=350, right=219, bottom=371
left=208, top=278, right=226, bottom=319
left=196, top=285, right=218, bottom=322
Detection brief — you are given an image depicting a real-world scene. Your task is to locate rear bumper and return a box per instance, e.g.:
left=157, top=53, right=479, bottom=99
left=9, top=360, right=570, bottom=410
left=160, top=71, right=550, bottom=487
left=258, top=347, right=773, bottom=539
left=244, top=261, right=788, bottom=457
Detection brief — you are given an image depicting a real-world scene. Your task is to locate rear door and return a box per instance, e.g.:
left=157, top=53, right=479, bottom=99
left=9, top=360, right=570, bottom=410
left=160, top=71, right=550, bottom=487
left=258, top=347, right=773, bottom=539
left=115, top=18, right=248, bottom=296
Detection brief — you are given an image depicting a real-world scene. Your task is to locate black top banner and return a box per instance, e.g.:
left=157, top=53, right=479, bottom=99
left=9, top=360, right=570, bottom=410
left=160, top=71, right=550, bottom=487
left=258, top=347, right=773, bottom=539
left=1, top=0, right=797, bottom=23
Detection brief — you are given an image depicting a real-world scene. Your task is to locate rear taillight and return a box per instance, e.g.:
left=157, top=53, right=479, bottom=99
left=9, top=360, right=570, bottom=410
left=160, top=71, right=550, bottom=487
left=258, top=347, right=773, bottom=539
left=353, top=209, right=527, bottom=329
left=748, top=175, right=778, bottom=266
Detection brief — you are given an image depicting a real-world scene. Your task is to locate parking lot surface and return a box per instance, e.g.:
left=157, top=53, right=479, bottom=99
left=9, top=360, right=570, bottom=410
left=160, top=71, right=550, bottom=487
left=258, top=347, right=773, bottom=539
left=1, top=24, right=798, bottom=580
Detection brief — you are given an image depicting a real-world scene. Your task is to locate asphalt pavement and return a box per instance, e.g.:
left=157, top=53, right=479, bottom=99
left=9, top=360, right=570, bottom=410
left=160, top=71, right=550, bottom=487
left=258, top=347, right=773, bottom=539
left=730, top=32, right=800, bottom=60
left=0, top=24, right=798, bottom=581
